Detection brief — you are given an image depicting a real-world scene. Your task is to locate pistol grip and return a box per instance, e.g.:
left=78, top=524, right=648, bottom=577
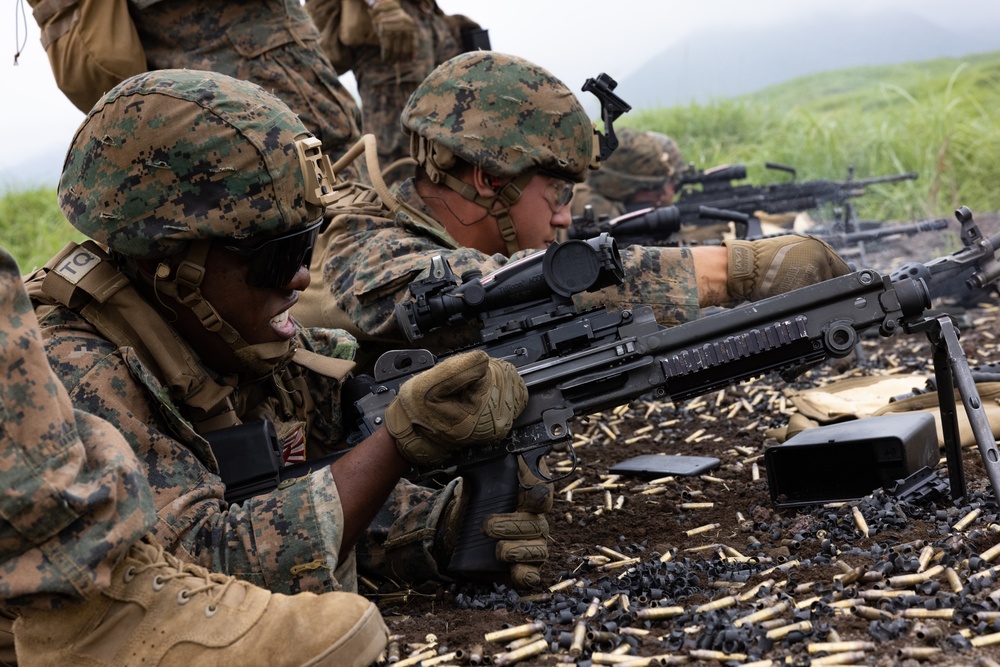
left=447, top=454, right=520, bottom=576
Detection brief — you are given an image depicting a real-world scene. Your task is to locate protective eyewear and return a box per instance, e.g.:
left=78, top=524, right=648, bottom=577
left=539, top=169, right=575, bottom=213
left=219, top=217, right=323, bottom=288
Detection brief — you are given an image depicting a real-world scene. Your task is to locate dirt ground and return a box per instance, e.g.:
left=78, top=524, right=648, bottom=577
left=371, top=211, right=1000, bottom=667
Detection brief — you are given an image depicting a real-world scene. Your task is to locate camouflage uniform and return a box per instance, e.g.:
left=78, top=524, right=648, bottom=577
left=28, top=69, right=458, bottom=597
left=0, top=247, right=155, bottom=609
left=297, top=178, right=701, bottom=359
left=129, top=0, right=366, bottom=181
left=306, top=0, right=461, bottom=181
left=34, top=303, right=455, bottom=593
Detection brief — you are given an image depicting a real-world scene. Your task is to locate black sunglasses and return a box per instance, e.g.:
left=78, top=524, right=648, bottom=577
left=218, top=217, right=323, bottom=288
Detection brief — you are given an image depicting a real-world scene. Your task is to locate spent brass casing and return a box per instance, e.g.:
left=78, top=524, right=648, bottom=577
left=689, top=649, right=747, bottom=661
left=393, top=649, right=437, bottom=667
left=982, top=541, right=1000, bottom=563
left=695, top=595, right=738, bottom=613
left=971, top=631, right=1000, bottom=648
left=493, top=638, right=548, bottom=666
left=807, top=641, right=875, bottom=654
left=810, top=650, right=867, bottom=665
left=765, top=620, right=812, bottom=640
left=851, top=506, right=869, bottom=538
left=953, top=507, right=982, bottom=531
left=505, top=634, right=543, bottom=651
left=897, top=646, right=941, bottom=659
left=569, top=621, right=587, bottom=656
left=634, top=606, right=685, bottom=620
left=901, top=608, right=955, bottom=620
left=685, top=523, right=721, bottom=537
left=851, top=605, right=894, bottom=621
left=888, top=564, right=944, bottom=588
left=484, top=621, right=546, bottom=644
left=734, top=600, right=790, bottom=627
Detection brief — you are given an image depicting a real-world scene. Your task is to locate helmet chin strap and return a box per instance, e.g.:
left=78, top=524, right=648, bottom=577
left=413, top=136, right=533, bottom=256
left=150, top=240, right=295, bottom=376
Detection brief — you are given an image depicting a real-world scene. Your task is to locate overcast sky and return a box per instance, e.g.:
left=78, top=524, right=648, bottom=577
left=2, top=0, right=997, bottom=187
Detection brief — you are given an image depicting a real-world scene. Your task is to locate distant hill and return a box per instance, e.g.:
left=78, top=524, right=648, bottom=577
left=609, top=10, right=1000, bottom=112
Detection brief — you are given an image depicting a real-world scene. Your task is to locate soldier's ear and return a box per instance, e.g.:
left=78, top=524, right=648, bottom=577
left=472, top=166, right=502, bottom=196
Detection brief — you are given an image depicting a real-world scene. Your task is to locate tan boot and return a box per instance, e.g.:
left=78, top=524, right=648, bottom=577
left=14, top=536, right=387, bottom=667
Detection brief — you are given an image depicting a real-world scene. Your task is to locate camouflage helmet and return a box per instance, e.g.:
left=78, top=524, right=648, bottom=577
left=401, top=51, right=598, bottom=183
left=588, top=128, right=684, bottom=201
left=649, top=132, right=685, bottom=183
left=59, top=69, right=331, bottom=260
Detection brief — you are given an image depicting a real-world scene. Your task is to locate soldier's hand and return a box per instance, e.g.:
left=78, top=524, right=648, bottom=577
left=482, top=459, right=552, bottom=589
left=370, top=0, right=416, bottom=63
left=386, top=350, right=528, bottom=465
left=723, top=234, right=851, bottom=302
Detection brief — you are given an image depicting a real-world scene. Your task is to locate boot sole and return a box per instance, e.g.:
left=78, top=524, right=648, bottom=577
left=305, top=601, right=388, bottom=667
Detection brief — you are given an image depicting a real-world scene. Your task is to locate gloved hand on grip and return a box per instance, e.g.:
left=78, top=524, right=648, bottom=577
left=482, top=459, right=552, bottom=589
left=386, top=350, right=528, bottom=466
left=723, top=234, right=851, bottom=302
left=370, top=0, right=416, bottom=63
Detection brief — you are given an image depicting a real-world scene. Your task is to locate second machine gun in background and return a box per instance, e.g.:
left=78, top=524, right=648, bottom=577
left=342, top=207, right=1000, bottom=578
left=674, top=162, right=919, bottom=234
left=568, top=163, right=919, bottom=244
left=568, top=202, right=949, bottom=253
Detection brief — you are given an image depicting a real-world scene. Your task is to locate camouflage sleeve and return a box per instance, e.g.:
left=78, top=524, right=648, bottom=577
left=0, top=248, right=155, bottom=607
left=318, top=210, right=509, bottom=345
left=355, top=478, right=459, bottom=586
left=577, top=244, right=701, bottom=326
left=38, top=315, right=356, bottom=595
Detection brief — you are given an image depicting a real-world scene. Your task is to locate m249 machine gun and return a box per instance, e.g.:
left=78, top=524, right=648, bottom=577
left=674, top=162, right=918, bottom=234
left=341, top=208, right=1000, bottom=577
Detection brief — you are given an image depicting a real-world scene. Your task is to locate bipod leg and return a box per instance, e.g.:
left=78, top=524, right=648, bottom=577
left=928, top=314, right=1000, bottom=502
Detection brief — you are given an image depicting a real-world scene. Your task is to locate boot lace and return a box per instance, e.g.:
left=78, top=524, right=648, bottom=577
left=123, top=542, right=239, bottom=618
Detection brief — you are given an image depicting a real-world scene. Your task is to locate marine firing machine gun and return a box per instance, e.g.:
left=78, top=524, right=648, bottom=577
left=343, top=208, right=1000, bottom=577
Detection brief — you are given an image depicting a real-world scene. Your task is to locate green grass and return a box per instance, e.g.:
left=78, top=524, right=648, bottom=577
left=0, top=187, right=84, bottom=274
left=624, top=50, right=1000, bottom=223
left=5, top=50, right=1000, bottom=268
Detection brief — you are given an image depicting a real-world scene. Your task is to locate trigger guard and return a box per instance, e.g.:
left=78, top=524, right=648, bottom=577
left=520, top=446, right=577, bottom=486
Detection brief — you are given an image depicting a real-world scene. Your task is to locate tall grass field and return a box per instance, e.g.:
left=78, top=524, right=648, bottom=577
left=3, top=50, right=1000, bottom=271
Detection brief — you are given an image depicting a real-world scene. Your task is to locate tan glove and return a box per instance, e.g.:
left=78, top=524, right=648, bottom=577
left=482, top=459, right=552, bottom=589
left=723, top=234, right=851, bottom=302
left=386, top=350, right=528, bottom=465
left=370, top=0, right=416, bottom=63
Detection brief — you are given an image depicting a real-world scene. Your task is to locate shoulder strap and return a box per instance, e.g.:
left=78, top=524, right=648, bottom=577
left=27, top=241, right=240, bottom=431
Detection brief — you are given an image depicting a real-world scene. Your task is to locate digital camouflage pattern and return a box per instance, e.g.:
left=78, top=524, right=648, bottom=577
left=129, top=0, right=365, bottom=182
left=307, top=0, right=461, bottom=183
left=651, top=131, right=686, bottom=184
left=570, top=182, right=627, bottom=220
left=586, top=127, right=683, bottom=203
left=401, top=51, right=596, bottom=182
left=295, top=178, right=701, bottom=363
left=0, top=246, right=154, bottom=608
left=34, top=300, right=456, bottom=594
left=59, top=69, right=322, bottom=260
